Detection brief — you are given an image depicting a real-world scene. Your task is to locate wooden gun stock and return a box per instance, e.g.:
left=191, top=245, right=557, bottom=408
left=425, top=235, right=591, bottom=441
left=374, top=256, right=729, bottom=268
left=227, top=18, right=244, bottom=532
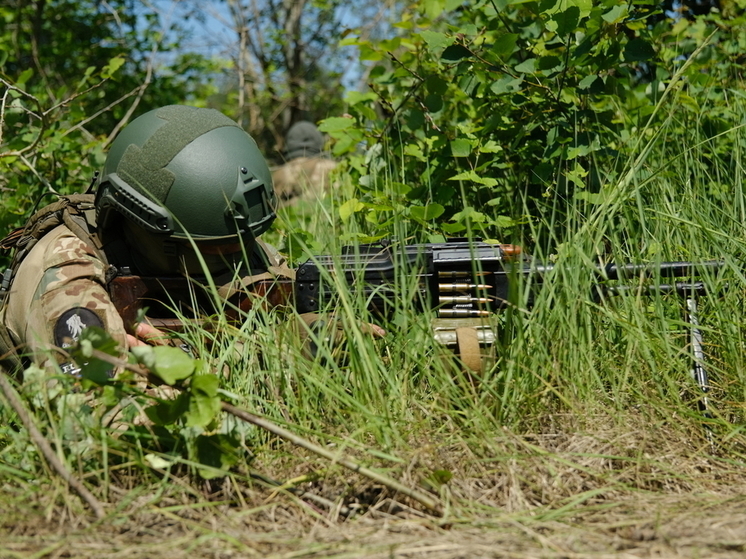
left=108, top=274, right=294, bottom=334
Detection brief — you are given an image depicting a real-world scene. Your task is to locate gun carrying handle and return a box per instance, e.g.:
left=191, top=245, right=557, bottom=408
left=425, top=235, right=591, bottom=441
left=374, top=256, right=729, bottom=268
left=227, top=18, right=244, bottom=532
left=456, top=326, right=482, bottom=373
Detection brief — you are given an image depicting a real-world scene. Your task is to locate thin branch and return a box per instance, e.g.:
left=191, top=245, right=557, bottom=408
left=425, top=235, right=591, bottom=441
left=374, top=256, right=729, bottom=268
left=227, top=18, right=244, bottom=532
left=62, top=87, right=141, bottom=140
left=18, top=154, right=56, bottom=195
left=104, top=45, right=158, bottom=148
left=0, top=79, right=44, bottom=159
left=43, top=80, right=109, bottom=117
left=223, top=403, right=443, bottom=515
left=0, top=86, right=9, bottom=149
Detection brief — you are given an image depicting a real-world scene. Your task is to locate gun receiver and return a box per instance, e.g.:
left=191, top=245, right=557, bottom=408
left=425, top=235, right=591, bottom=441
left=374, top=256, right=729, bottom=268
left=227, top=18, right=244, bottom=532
left=295, top=241, right=524, bottom=317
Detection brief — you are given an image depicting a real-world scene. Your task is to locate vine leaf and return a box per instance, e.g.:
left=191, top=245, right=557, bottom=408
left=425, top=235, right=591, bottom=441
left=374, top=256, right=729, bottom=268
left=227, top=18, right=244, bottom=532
left=187, top=374, right=221, bottom=428
left=131, top=346, right=195, bottom=385
left=145, top=392, right=190, bottom=425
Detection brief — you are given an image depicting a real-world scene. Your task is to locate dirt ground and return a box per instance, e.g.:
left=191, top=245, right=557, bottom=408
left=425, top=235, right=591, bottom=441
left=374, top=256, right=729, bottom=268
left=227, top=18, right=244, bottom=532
left=1, top=491, right=745, bottom=558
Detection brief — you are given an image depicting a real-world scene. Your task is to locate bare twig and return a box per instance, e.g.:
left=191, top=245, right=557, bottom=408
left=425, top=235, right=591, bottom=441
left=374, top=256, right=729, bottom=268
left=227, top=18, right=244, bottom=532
left=0, top=86, right=10, bottom=148
left=0, top=79, right=44, bottom=159
left=61, top=88, right=141, bottom=140
left=0, top=363, right=106, bottom=520
left=104, top=48, right=158, bottom=148
left=223, top=402, right=443, bottom=515
left=18, top=154, right=56, bottom=194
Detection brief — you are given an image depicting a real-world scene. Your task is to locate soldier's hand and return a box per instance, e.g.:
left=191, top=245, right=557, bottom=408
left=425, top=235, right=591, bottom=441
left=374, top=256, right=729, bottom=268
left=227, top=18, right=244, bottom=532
left=126, top=322, right=171, bottom=348
left=362, top=323, right=387, bottom=337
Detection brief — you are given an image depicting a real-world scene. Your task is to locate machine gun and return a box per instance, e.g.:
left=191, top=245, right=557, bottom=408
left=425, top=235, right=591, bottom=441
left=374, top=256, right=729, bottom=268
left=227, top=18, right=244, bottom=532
left=109, top=239, right=723, bottom=414
left=293, top=239, right=721, bottom=314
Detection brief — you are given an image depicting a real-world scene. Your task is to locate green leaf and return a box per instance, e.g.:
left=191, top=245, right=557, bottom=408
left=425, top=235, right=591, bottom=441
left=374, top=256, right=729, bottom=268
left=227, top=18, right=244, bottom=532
left=345, top=91, right=377, bottom=105
left=424, top=0, right=446, bottom=19
left=450, top=170, right=498, bottom=187
left=420, top=31, right=454, bottom=50
left=538, top=0, right=558, bottom=11
left=410, top=203, right=445, bottom=221
left=566, top=144, right=591, bottom=159
left=404, top=143, right=426, bottom=160
left=568, top=0, right=592, bottom=17
left=407, top=109, right=425, bottom=129
left=187, top=374, right=222, bottom=429
left=101, top=55, right=125, bottom=79
left=339, top=197, right=364, bottom=221
left=540, top=0, right=591, bottom=17
left=574, top=190, right=604, bottom=204
left=441, top=222, right=466, bottom=234
left=132, top=346, right=195, bottom=385
left=678, top=93, right=700, bottom=112
left=144, top=454, right=175, bottom=470
left=431, top=468, right=453, bottom=484
left=318, top=116, right=355, bottom=133
left=70, top=327, right=120, bottom=387
left=624, top=38, right=655, bottom=62
left=441, top=45, right=472, bottom=62
left=494, top=215, right=518, bottom=228
left=78, top=358, right=113, bottom=387
left=425, top=76, right=449, bottom=95
left=359, top=44, right=383, bottom=61
left=490, top=76, right=523, bottom=94
left=550, top=7, right=580, bottom=36
left=565, top=164, right=588, bottom=188
left=493, top=34, right=519, bottom=59
left=16, top=68, right=33, bottom=88
left=602, top=4, right=628, bottom=23
left=451, top=206, right=487, bottom=223
left=514, top=58, right=537, bottom=73
left=424, top=93, right=443, bottom=113
left=130, top=346, right=156, bottom=370
left=195, top=434, right=241, bottom=479
left=79, top=326, right=120, bottom=355
left=145, top=392, right=190, bottom=425
left=450, top=138, right=473, bottom=157
left=479, top=140, right=503, bottom=154
left=538, top=55, right=564, bottom=74
left=577, top=75, right=598, bottom=90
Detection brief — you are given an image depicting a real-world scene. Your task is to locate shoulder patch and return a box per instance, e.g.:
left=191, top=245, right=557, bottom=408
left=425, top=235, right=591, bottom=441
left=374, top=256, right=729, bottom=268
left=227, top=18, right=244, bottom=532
left=54, top=307, right=104, bottom=348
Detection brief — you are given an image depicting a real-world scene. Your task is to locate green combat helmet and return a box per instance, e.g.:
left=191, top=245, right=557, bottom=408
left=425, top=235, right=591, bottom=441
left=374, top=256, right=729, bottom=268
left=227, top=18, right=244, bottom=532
left=285, top=121, right=324, bottom=160
left=95, top=105, right=276, bottom=275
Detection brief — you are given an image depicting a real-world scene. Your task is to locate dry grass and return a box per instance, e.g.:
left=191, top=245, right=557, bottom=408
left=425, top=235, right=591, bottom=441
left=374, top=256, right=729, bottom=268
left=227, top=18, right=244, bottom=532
left=3, top=411, right=745, bottom=559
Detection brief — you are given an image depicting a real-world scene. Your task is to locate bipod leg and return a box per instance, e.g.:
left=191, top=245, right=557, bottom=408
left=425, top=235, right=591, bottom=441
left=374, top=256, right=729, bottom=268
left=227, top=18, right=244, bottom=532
left=685, top=296, right=714, bottom=450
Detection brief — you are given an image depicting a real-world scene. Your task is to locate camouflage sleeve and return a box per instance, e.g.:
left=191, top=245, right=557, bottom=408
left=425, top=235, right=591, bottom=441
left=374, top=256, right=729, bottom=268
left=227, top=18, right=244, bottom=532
left=6, top=227, right=128, bottom=372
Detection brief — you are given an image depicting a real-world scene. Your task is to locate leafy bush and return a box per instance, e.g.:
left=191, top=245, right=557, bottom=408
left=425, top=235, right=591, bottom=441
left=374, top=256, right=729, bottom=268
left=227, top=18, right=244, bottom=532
left=326, top=0, right=746, bottom=249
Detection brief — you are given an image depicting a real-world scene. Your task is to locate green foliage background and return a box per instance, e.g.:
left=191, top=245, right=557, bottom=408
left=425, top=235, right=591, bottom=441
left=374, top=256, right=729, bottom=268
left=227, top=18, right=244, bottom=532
left=0, top=0, right=221, bottom=245
left=326, top=0, right=746, bottom=250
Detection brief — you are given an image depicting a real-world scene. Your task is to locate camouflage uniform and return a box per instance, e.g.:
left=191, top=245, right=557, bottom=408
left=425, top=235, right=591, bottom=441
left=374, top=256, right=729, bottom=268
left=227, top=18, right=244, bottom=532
left=0, top=224, right=127, bottom=373
left=0, top=219, right=293, bottom=376
left=272, top=156, right=338, bottom=207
